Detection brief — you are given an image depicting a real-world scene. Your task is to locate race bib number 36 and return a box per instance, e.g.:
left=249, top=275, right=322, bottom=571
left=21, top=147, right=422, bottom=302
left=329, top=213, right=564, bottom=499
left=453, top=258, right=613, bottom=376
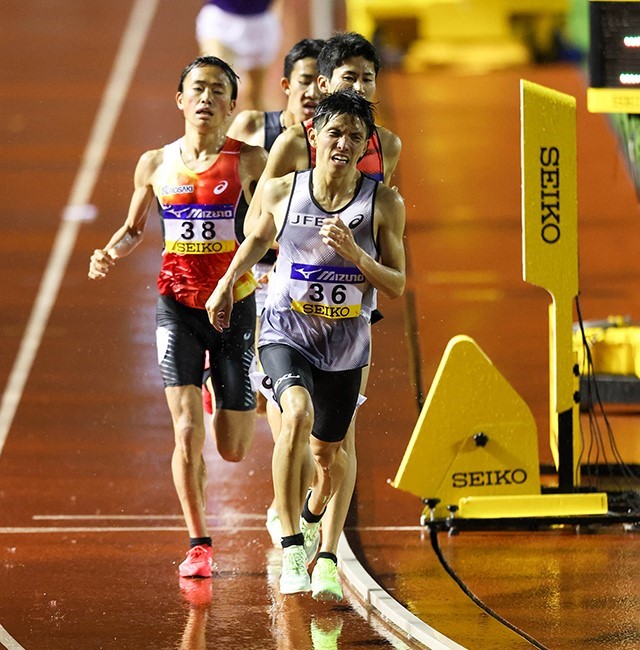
left=290, top=263, right=364, bottom=319
left=162, top=203, right=235, bottom=254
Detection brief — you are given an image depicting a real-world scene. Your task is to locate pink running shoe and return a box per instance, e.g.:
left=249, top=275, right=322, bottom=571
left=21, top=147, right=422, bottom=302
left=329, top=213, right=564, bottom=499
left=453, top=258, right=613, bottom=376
left=179, top=544, right=213, bottom=578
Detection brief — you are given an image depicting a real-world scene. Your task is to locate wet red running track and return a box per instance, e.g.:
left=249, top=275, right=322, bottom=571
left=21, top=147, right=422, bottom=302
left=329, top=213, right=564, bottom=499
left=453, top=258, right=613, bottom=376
left=1, top=1, right=639, bottom=649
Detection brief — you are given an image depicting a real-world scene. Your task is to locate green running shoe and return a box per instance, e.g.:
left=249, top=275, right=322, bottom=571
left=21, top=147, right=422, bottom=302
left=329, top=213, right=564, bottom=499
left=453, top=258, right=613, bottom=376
left=311, top=557, right=343, bottom=601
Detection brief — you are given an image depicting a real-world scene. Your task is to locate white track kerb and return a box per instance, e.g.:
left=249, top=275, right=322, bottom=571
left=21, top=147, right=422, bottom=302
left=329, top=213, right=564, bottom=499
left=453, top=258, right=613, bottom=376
left=338, top=534, right=467, bottom=650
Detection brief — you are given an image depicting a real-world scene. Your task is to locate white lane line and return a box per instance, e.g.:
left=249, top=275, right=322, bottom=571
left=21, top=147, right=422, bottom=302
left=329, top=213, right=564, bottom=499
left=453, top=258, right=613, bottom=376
left=32, top=513, right=267, bottom=521
left=0, top=516, right=422, bottom=535
left=0, top=0, right=159, bottom=459
left=30, top=515, right=423, bottom=529
left=0, top=527, right=268, bottom=534
left=0, top=3, right=159, bottom=649
left=0, top=626, right=26, bottom=650
left=0, top=524, right=425, bottom=534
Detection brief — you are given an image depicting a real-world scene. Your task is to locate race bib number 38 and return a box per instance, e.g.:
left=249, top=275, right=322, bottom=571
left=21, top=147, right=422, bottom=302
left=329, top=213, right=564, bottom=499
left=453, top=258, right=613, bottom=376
left=290, top=263, right=364, bottom=319
left=162, top=203, right=236, bottom=254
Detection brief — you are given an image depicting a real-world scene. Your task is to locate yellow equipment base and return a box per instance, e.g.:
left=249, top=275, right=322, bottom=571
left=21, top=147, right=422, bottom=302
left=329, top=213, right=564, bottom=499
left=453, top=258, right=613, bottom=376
left=391, top=335, right=541, bottom=520
left=456, top=493, right=608, bottom=519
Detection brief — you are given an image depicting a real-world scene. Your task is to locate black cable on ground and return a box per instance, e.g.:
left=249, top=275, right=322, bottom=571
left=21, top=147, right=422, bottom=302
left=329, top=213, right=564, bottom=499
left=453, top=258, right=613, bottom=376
left=575, top=296, right=640, bottom=514
left=428, top=526, right=550, bottom=650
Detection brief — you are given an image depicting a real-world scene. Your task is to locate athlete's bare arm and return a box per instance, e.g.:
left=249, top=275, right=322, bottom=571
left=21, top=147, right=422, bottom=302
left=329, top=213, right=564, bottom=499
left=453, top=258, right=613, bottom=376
left=377, top=126, right=402, bottom=186
left=206, top=174, right=293, bottom=330
left=227, top=110, right=266, bottom=147
left=238, top=142, right=268, bottom=204
left=242, top=124, right=309, bottom=237
left=88, top=149, right=161, bottom=280
left=320, top=183, right=406, bottom=299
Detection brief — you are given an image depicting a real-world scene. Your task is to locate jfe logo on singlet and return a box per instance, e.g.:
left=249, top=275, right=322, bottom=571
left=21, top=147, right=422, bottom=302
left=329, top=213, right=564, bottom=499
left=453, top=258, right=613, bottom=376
left=290, top=263, right=365, bottom=319
left=161, top=203, right=236, bottom=254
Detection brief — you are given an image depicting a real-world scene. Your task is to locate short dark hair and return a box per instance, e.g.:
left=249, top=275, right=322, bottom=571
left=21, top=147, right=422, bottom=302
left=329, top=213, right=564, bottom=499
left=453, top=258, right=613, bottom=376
left=317, top=32, right=381, bottom=80
left=177, top=56, right=240, bottom=100
left=312, top=90, right=376, bottom=140
left=283, top=38, right=325, bottom=79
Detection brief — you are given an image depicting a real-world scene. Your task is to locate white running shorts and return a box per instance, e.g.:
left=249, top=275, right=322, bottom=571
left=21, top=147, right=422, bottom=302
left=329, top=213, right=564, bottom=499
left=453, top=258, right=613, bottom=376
left=196, top=4, right=282, bottom=70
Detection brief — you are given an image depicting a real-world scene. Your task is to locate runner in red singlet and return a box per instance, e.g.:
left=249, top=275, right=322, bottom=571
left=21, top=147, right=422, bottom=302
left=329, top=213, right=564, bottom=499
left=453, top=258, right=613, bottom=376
left=88, top=56, right=267, bottom=581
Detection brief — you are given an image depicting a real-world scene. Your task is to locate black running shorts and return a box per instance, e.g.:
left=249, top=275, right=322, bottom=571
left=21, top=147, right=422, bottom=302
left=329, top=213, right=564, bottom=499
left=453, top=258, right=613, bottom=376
left=156, top=294, right=256, bottom=411
left=258, top=343, right=361, bottom=443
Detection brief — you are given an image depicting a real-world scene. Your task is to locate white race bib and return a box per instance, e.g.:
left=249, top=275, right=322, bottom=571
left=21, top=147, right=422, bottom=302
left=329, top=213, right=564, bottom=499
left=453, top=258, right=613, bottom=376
left=162, top=203, right=235, bottom=254
left=289, top=263, right=364, bottom=319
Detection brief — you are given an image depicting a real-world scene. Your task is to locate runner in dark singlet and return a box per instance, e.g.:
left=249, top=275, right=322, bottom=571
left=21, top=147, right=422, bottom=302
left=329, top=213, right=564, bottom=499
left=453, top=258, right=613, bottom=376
left=228, top=38, right=325, bottom=150
left=227, top=38, right=325, bottom=312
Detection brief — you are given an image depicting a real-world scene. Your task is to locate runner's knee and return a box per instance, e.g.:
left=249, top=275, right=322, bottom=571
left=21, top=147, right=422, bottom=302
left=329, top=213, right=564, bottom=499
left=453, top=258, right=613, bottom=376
left=217, top=434, right=252, bottom=463
left=174, top=422, right=204, bottom=462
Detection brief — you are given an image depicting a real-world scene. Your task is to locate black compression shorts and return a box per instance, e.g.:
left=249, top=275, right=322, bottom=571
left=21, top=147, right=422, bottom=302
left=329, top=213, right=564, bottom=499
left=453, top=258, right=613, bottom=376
left=156, top=294, right=256, bottom=411
left=258, top=343, right=361, bottom=443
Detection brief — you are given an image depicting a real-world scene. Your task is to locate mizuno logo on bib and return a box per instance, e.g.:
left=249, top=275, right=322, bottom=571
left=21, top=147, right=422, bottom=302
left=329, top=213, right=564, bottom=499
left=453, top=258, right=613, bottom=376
left=290, top=263, right=364, bottom=319
left=162, top=203, right=235, bottom=254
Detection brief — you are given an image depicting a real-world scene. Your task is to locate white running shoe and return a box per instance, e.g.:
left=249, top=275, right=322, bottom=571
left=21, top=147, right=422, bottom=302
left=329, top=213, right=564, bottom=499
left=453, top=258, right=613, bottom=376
left=280, top=545, right=311, bottom=594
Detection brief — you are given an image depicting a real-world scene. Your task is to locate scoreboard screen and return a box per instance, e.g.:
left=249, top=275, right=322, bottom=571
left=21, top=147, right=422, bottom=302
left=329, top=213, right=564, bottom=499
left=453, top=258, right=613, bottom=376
left=588, top=1, right=640, bottom=113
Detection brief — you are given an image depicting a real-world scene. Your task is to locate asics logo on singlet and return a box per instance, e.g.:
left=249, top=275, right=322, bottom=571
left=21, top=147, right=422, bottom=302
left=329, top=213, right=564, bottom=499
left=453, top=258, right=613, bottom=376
left=348, top=214, right=364, bottom=228
left=274, top=373, right=301, bottom=392
left=213, top=180, right=228, bottom=195
left=161, top=184, right=194, bottom=196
